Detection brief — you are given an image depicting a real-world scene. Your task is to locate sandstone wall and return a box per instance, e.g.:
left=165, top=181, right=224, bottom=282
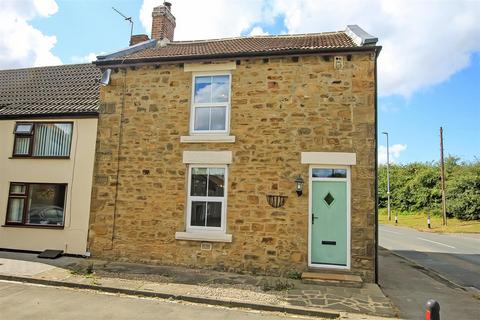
left=89, top=54, right=377, bottom=281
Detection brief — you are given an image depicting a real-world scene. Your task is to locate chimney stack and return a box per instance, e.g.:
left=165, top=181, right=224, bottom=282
left=130, top=34, right=150, bottom=46
left=151, top=2, right=176, bottom=41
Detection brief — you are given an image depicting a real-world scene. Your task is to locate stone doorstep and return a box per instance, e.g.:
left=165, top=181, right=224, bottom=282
left=301, top=272, right=363, bottom=288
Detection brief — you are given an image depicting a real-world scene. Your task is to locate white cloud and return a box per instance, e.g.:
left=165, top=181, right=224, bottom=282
left=140, top=0, right=271, bottom=40
left=380, top=102, right=400, bottom=113
left=71, top=52, right=105, bottom=64
left=139, top=0, right=480, bottom=98
left=272, top=0, right=480, bottom=97
left=0, top=0, right=61, bottom=69
left=249, top=26, right=269, bottom=36
left=378, top=144, right=407, bottom=165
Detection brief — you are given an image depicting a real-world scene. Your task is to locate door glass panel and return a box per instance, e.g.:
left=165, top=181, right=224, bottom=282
left=324, top=192, right=335, bottom=206
left=312, top=168, right=347, bottom=178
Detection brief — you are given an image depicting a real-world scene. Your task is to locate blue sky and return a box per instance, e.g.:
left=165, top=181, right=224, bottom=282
left=378, top=53, right=480, bottom=164
left=2, top=0, right=479, bottom=164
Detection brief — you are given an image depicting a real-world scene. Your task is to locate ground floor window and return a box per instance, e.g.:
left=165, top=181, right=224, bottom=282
left=187, top=165, right=227, bottom=232
left=6, top=183, right=66, bottom=227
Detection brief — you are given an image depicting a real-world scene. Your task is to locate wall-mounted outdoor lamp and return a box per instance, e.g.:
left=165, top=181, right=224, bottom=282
left=294, top=176, right=304, bottom=197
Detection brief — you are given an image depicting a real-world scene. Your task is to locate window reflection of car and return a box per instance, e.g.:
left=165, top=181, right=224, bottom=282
left=28, top=206, right=64, bottom=225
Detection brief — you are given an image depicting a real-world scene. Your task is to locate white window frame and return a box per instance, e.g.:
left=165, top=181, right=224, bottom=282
left=190, top=72, right=231, bottom=135
left=186, top=164, right=228, bottom=233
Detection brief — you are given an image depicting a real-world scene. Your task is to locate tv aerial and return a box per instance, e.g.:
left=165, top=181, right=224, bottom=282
left=112, top=7, right=134, bottom=43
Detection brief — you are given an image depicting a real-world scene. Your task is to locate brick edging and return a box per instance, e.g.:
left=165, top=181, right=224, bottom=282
left=0, top=274, right=339, bottom=319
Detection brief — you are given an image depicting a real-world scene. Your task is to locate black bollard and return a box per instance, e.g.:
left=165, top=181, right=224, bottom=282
left=425, top=299, right=440, bottom=320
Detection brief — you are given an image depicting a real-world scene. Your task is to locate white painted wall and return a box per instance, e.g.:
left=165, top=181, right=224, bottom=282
left=0, top=118, right=98, bottom=255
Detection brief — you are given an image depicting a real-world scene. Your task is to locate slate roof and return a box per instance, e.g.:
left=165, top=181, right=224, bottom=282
left=125, top=32, right=356, bottom=59
left=96, top=27, right=379, bottom=65
left=0, top=63, right=101, bottom=119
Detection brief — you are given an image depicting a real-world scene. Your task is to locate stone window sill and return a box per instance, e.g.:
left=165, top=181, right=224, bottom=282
left=175, top=231, right=232, bottom=243
left=180, top=135, right=236, bottom=143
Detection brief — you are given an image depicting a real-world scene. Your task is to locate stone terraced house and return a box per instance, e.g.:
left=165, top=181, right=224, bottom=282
left=0, top=64, right=100, bottom=255
left=89, top=3, right=381, bottom=283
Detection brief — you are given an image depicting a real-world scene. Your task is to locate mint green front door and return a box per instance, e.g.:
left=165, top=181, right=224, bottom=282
left=311, top=180, right=348, bottom=266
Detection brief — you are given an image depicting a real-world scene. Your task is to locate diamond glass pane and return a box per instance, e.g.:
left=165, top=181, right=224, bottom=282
left=324, top=192, right=335, bottom=206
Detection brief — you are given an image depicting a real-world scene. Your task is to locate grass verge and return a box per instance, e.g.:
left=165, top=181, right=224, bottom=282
left=379, top=208, right=480, bottom=233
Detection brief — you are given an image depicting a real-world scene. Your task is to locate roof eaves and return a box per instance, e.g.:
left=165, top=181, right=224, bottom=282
left=345, top=25, right=378, bottom=46
left=0, top=111, right=99, bottom=120
left=96, top=39, right=158, bottom=62
left=94, top=45, right=380, bottom=67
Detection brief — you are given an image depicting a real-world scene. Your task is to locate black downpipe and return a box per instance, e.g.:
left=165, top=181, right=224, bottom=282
left=110, top=68, right=127, bottom=249
left=374, top=50, right=379, bottom=284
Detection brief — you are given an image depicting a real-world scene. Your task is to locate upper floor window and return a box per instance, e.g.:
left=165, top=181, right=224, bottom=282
left=13, top=122, right=73, bottom=158
left=191, top=74, right=231, bottom=134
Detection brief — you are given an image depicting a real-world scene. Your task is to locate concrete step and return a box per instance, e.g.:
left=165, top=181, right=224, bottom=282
left=306, top=267, right=362, bottom=276
left=301, top=271, right=363, bottom=288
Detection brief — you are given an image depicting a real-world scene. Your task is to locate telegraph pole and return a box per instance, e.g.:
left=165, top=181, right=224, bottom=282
left=382, top=132, right=391, bottom=221
left=440, top=127, right=447, bottom=226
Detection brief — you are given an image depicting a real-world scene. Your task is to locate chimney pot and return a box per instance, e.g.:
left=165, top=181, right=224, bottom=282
left=151, top=2, right=176, bottom=41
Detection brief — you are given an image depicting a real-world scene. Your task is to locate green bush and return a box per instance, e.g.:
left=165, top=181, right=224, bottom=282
left=446, top=164, right=480, bottom=220
left=378, top=157, right=480, bottom=220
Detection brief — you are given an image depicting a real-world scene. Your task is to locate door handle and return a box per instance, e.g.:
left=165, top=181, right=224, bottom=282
left=312, top=214, right=319, bottom=224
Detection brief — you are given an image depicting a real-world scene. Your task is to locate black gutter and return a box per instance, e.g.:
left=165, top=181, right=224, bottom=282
left=0, top=111, right=99, bottom=120
left=94, top=46, right=382, bottom=67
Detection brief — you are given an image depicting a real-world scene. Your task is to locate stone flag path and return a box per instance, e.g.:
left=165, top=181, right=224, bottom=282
left=0, top=251, right=396, bottom=319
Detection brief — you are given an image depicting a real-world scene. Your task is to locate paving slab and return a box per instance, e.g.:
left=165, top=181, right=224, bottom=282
left=0, top=257, right=56, bottom=276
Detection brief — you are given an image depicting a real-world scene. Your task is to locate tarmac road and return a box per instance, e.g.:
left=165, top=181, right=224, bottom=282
left=379, top=224, right=480, bottom=290
left=378, top=247, right=480, bottom=320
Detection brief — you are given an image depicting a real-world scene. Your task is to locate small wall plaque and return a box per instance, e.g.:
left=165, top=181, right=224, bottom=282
left=201, top=242, right=212, bottom=251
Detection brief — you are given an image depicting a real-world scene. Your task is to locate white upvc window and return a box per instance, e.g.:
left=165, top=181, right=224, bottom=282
left=190, top=73, right=231, bottom=135
left=186, top=165, right=228, bottom=232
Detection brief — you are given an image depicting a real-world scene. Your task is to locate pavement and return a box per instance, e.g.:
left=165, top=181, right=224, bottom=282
left=379, top=224, right=480, bottom=291
left=0, top=251, right=396, bottom=319
left=0, top=280, right=317, bottom=320
left=378, top=247, right=480, bottom=320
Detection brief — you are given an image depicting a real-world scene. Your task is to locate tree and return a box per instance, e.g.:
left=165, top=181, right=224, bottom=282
left=378, top=158, right=479, bottom=220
